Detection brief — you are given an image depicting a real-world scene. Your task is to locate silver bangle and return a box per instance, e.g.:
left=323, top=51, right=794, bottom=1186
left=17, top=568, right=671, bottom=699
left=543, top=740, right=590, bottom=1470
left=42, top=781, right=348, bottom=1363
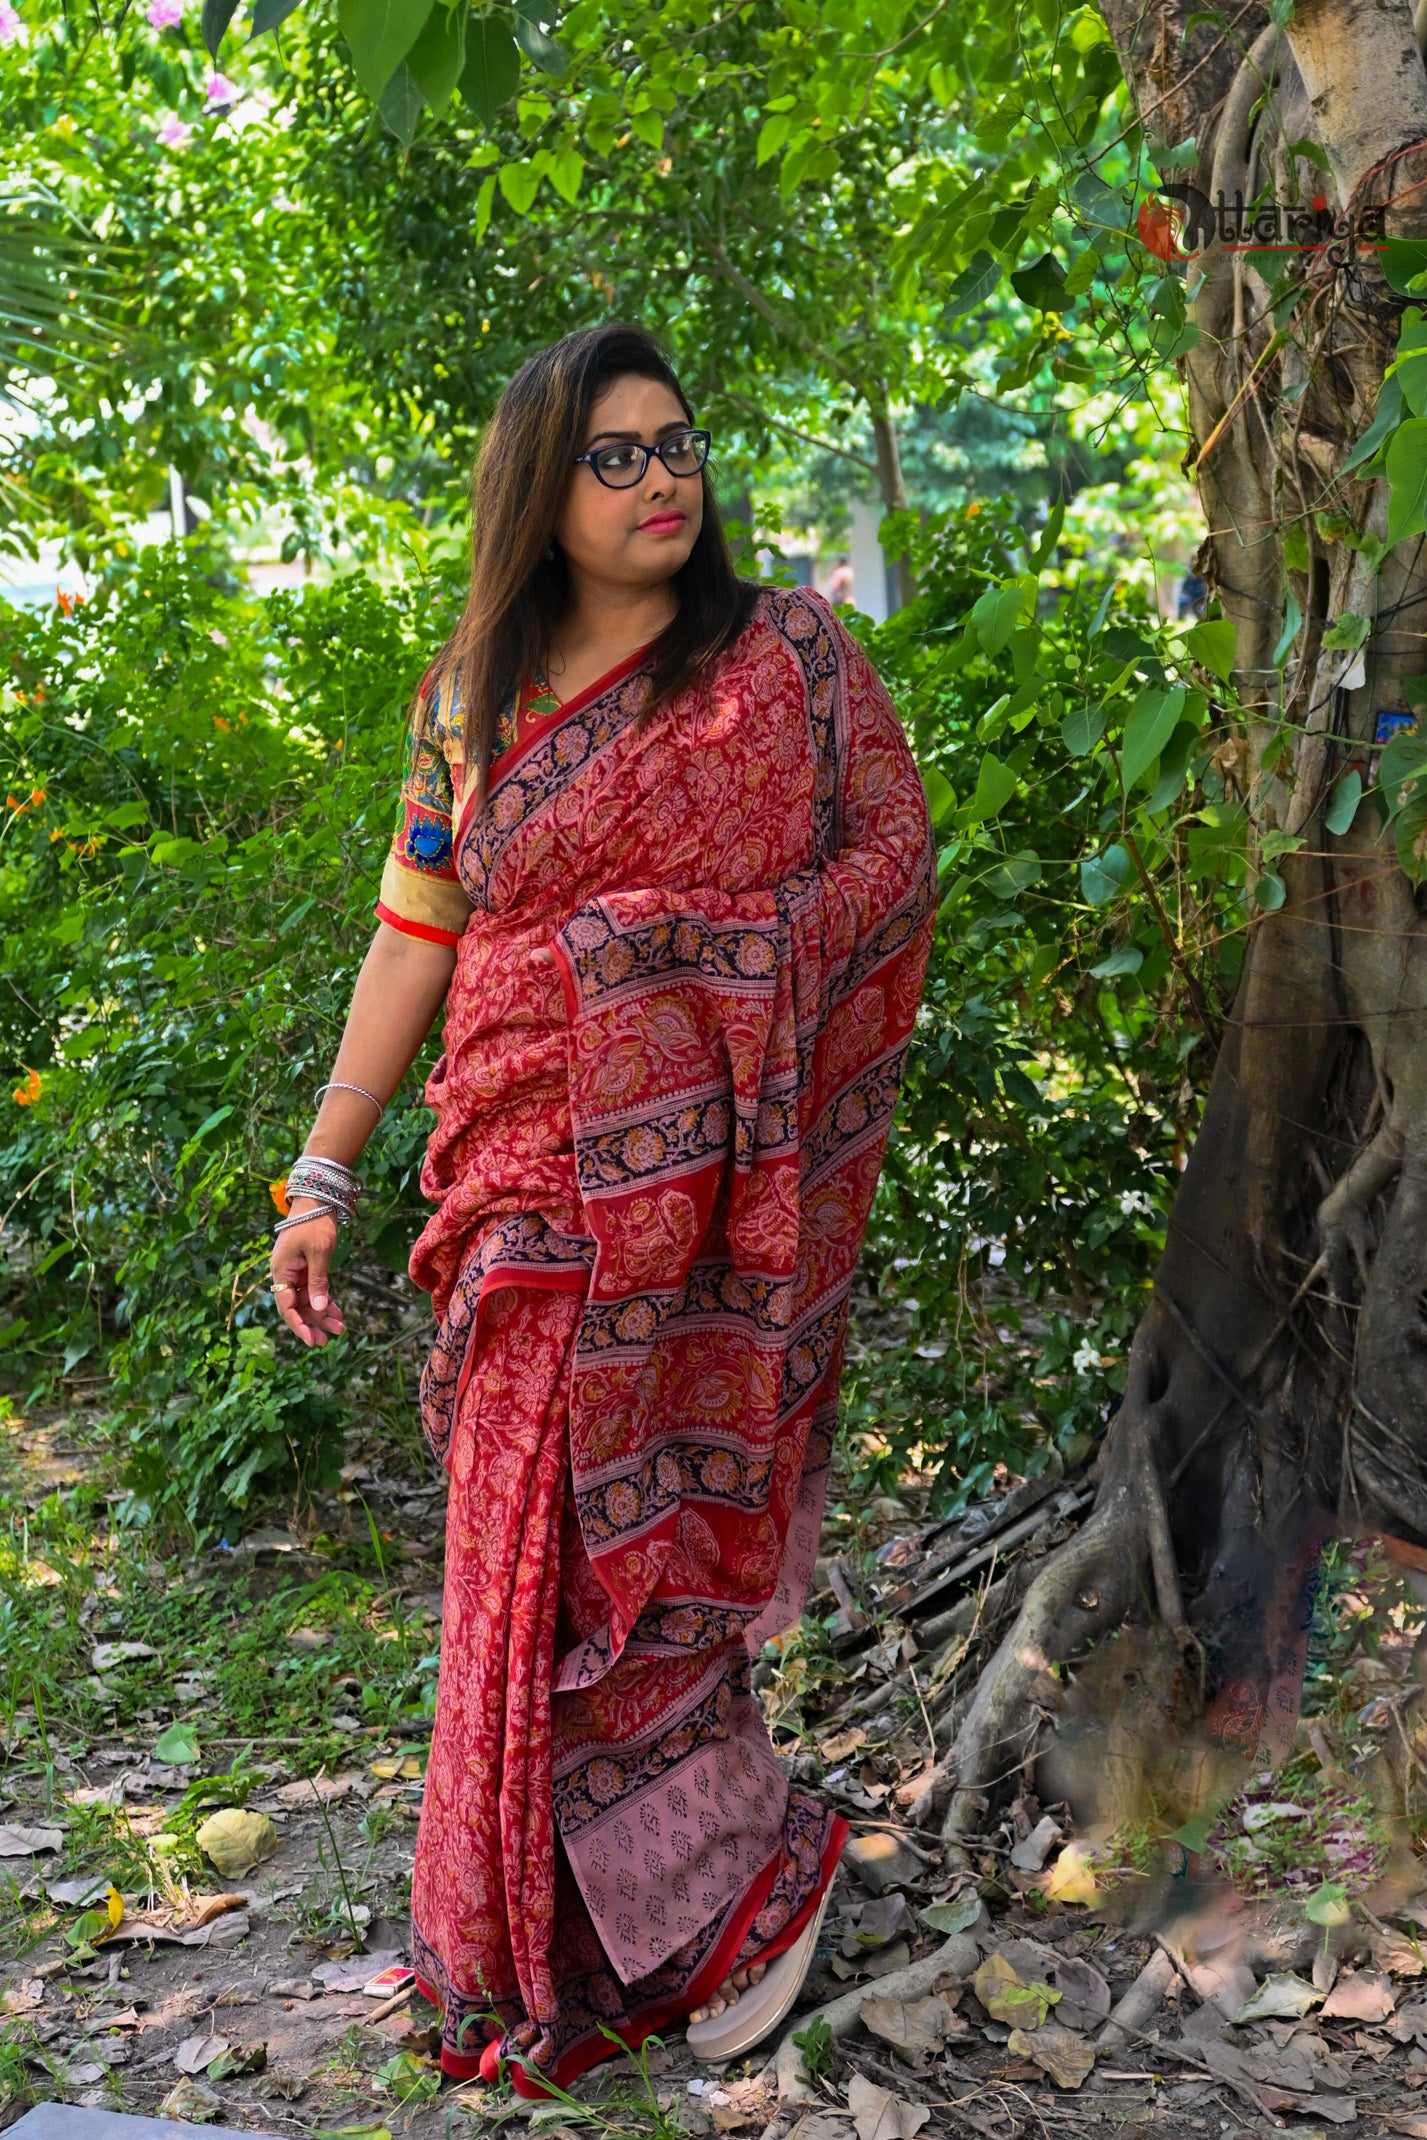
left=276, top=1155, right=364, bottom=1231
left=274, top=1203, right=345, bottom=1235
left=316, top=1080, right=385, bottom=1118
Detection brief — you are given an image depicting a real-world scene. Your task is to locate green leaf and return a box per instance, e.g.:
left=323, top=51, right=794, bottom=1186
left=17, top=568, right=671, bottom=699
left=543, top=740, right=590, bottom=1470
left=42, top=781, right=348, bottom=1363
left=1378, top=728, right=1427, bottom=813
left=1303, top=1879, right=1350, bottom=1927
left=942, top=249, right=1001, bottom=322
left=1324, top=767, right=1363, bottom=836
left=405, top=2, right=465, bottom=110
left=1030, top=499, right=1065, bottom=573
left=378, top=58, right=425, bottom=143
left=1383, top=240, right=1427, bottom=299
left=155, top=1720, right=200, bottom=1765
left=1009, top=251, right=1068, bottom=312
left=1282, top=521, right=1310, bottom=573
left=201, top=0, right=240, bottom=60
left=922, top=765, right=956, bottom=827
left=1184, top=615, right=1236, bottom=682
left=513, top=1, right=568, bottom=76
left=1061, top=701, right=1105, bottom=757
left=1254, top=869, right=1286, bottom=909
left=920, top=1890, right=982, bottom=1936
left=1120, top=682, right=1186, bottom=790
left=1321, top=611, right=1370, bottom=652
left=1273, top=589, right=1302, bottom=668
left=459, top=15, right=519, bottom=121
left=971, top=582, right=1026, bottom=657
left=984, top=849, right=1041, bottom=900
left=1170, top=1811, right=1215, bottom=1852
left=962, top=753, right=1018, bottom=825
left=1341, top=371, right=1403, bottom=477
left=1089, top=945, right=1143, bottom=979
left=498, top=159, right=542, bottom=215
left=1387, top=417, right=1427, bottom=545
left=249, top=0, right=303, bottom=33
left=1144, top=719, right=1199, bottom=814
left=338, top=0, right=434, bottom=102
left=1081, top=843, right=1130, bottom=905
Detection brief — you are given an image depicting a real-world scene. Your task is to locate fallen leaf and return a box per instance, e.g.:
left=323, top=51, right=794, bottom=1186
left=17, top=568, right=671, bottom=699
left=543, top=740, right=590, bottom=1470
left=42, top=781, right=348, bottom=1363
left=1042, top=1839, right=1099, bottom=1905
left=858, top=1993, right=947, bottom=2063
left=818, top=1727, right=868, bottom=1764
left=90, top=1641, right=158, bottom=1669
left=1321, top=1970, right=1396, bottom=2022
left=1, top=1979, right=43, bottom=2013
left=846, top=2073, right=931, bottom=2140
left=154, top=1721, right=200, bottom=1766
left=277, top=1770, right=365, bottom=1809
left=1308, top=2096, right=1360, bottom=2126
left=918, top=1890, right=982, bottom=1937
left=1389, top=1999, right=1427, bottom=2046
left=1373, top=1926, right=1427, bottom=1978
left=1234, top=1971, right=1322, bottom=2022
left=1009, top=1814, right=1062, bottom=1873
left=0, top=1823, right=64, bottom=1856
left=183, top=1892, right=249, bottom=1930
left=158, top=2077, right=223, bottom=2122
left=195, top=1807, right=279, bottom=1876
left=854, top=1894, right=918, bottom=1949
left=1048, top=1952, right=1111, bottom=2027
left=1388, top=2117, right=1427, bottom=2137
left=208, top=2041, right=267, bottom=2080
left=1007, top=2022, right=1095, bottom=2090
left=313, top=1950, right=404, bottom=1993
left=862, top=1940, right=912, bottom=1979
left=175, top=2035, right=231, bottom=2075
left=972, top=1952, right=1060, bottom=2028
left=787, top=2118, right=854, bottom=2140
left=843, top=1830, right=925, bottom=1895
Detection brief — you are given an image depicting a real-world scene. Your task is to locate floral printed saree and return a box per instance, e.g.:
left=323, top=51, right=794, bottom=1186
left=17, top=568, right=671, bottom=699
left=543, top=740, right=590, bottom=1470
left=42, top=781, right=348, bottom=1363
left=394, top=587, right=935, bottom=2082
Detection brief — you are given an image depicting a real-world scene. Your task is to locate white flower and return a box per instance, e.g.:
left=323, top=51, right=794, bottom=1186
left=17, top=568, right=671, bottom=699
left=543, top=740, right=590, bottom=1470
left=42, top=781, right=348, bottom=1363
left=157, top=113, right=192, bottom=149
left=1072, top=1340, right=1099, bottom=1375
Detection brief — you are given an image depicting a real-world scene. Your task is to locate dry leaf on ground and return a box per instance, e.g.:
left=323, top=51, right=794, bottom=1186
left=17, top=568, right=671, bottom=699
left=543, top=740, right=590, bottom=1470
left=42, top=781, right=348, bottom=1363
left=276, top=1770, right=365, bottom=1808
left=158, top=2078, right=222, bottom=2122
left=1390, top=2000, right=1427, bottom=2045
left=1, top=1980, right=44, bottom=2012
left=972, top=1952, right=1059, bottom=2029
left=1372, top=1928, right=1427, bottom=1978
left=1009, top=1815, right=1062, bottom=1872
left=1321, top=1971, right=1396, bottom=2022
left=1006, top=2022, right=1095, bottom=2090
left=174, top=2033, right=230, bottom=2075
left=1047, top=1952, right=1111, bottom=2028
left=858, top=1992, right=947, bottom=2063
left=846, top=2074, right=931, bottom=2140
left=1388, top=2117, right=1427, bottom=2138
left=1042, top=1840, right=1098, bottom=1905
left=90, top=1641, right=157, bottom=1669
left=0, top=1824, right=63, bottom=1856
left=194, top=1807, right=278, bottom=1877
left=1233, top=1972, right=1322, bottom=2022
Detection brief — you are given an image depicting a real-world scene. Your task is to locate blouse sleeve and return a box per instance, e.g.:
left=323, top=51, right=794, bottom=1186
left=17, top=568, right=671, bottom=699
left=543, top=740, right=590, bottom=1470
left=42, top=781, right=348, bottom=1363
left=375, top=672, right=474, bottom=946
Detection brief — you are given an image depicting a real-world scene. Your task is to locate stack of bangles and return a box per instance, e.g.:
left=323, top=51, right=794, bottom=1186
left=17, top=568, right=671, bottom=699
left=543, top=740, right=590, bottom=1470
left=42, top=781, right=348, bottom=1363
left=272, top=1155, right=365, bottom=1235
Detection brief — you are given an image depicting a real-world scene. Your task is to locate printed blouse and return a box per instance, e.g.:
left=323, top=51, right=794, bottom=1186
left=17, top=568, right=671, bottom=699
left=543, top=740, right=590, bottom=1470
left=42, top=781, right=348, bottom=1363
left=376, top=670, right=560, bottom=945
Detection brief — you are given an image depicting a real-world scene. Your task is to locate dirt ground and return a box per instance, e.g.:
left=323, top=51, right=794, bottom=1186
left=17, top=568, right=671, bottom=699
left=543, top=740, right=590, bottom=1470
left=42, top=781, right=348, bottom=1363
left=4, top=1407, right=1427, bottom=2140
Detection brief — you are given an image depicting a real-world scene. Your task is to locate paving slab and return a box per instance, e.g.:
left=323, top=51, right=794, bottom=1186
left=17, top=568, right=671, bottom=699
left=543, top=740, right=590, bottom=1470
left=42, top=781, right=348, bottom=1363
left=7, top=2108, right=278, bottom=2140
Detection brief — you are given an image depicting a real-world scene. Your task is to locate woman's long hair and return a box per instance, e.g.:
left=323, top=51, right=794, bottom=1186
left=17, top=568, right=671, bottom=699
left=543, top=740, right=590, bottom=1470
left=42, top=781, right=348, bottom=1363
left=424, top=323, right=757, bottom=800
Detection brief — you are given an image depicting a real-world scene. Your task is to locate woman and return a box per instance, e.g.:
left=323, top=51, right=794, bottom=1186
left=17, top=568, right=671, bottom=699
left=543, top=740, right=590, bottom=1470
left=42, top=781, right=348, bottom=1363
left=270, top=324, right=934, bottom=2092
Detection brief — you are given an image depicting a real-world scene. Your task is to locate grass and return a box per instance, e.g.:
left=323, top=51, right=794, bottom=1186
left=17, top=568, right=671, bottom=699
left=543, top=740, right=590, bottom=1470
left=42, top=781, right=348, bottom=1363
left=1, top=1414, right=439, bottom=1776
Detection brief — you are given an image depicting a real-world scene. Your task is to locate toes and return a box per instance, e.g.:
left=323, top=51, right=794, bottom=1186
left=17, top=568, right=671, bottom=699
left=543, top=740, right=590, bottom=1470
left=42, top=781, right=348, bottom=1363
left=747, top=1962, right=767, bottom=1984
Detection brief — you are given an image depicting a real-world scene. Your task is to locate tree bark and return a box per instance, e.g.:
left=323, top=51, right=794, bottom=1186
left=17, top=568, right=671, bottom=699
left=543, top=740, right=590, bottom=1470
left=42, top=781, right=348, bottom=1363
left=869, top=402, right=916, bottom=610
left=945, top=0, right=1427, bottom=1841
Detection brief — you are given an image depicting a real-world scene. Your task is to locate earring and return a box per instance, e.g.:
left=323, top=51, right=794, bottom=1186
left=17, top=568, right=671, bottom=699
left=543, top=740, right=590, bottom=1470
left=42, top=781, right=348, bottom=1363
left=545, top=543, right=555, bottom=561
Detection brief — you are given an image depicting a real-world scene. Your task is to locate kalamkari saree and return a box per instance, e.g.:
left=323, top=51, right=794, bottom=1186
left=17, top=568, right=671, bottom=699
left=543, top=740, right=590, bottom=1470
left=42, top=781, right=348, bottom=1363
left=387, top=587, right=935, bottom=2082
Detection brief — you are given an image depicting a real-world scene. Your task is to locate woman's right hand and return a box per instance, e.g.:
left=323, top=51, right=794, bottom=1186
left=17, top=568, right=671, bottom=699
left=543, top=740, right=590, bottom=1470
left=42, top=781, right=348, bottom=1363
left=270, top=1201, right=346, bottom=1347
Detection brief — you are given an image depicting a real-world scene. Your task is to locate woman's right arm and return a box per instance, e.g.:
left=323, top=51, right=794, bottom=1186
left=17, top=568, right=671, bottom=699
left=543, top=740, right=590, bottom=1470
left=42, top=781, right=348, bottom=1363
left=270, top=922, right=457, bottom=1348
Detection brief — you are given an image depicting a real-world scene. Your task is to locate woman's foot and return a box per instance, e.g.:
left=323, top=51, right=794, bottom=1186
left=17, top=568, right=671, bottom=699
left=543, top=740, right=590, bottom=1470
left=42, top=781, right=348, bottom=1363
left=687, top=1961, right=767, bottom=2024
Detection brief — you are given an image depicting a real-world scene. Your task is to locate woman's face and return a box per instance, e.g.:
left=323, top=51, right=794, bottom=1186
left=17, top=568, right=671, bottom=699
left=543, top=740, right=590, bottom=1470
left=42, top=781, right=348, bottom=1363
left=555, top=373, right=704, bottom=591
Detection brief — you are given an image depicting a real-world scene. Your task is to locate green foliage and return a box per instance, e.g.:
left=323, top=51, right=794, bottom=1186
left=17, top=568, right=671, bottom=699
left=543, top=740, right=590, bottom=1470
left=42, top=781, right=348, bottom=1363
left=0, top=548, right=460, bottom=1524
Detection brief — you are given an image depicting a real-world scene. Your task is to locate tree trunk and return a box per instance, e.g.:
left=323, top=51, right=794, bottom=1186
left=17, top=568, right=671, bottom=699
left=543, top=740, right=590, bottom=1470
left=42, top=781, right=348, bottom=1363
left=869, top=402, right=916, bottom=610
left=944, top=0, right=1427, bottom=1844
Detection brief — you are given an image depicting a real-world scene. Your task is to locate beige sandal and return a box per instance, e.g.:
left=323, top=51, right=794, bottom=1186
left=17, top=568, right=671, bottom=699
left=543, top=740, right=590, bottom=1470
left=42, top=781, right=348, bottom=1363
left=685, top=1884, right=835, bottom=2062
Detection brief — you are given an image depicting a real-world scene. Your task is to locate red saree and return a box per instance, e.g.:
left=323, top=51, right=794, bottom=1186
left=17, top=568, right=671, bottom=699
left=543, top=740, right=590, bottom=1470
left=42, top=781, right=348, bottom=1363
left=405, top=587, right=934, bottom=2081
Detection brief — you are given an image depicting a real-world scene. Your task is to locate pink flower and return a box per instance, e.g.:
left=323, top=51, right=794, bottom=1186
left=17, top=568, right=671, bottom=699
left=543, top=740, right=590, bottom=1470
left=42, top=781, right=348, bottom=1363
left=145, top=0, right=182, bottom=25
left=204, top=72, right=239, bottom=107
left=0, top=2, right=22, bottom=45
left=157, top=112, right=192, bottom=148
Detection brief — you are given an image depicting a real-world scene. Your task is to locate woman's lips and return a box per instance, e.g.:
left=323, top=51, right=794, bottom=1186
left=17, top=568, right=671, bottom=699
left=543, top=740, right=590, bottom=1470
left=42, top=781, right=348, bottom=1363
left=638, top=511, right=687, bottom=535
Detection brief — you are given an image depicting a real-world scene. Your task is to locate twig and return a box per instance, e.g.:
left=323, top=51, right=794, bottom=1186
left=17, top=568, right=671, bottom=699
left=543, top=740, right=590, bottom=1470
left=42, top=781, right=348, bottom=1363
left=364, top=1982, right=415, bottom=2024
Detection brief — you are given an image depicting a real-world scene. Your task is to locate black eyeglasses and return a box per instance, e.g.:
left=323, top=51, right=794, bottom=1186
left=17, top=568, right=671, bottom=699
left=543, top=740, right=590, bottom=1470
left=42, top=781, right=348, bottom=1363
left=573, top=428, right=711, bottom=490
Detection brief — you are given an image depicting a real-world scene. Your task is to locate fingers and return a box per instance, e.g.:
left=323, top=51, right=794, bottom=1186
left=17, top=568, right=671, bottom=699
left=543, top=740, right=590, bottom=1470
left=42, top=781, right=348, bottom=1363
left=270, top=1209, right=344, bottom=1348
left=531, top=945, right=556, bottom=967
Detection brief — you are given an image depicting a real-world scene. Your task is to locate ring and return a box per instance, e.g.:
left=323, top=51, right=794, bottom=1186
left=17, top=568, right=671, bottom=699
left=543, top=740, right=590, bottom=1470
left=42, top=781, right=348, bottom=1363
left=273, top=1282, right=296, bottom=1293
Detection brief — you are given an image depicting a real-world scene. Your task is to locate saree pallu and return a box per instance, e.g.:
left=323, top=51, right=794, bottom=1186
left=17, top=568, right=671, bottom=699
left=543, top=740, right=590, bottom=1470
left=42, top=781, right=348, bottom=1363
left=405, top=588, right=935, bottom=2079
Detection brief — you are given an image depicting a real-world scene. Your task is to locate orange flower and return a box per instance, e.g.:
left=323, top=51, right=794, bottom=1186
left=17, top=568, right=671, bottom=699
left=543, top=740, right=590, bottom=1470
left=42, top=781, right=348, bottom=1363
left=30, top=786, right=46, bottom=805
left=269, top=1177, right=291, bottom=1216
left=13, top=1068, right=41, bottom=1107
left=6, top=796, right=24, bottom=812
left=213, top=715, right=231, bottom=732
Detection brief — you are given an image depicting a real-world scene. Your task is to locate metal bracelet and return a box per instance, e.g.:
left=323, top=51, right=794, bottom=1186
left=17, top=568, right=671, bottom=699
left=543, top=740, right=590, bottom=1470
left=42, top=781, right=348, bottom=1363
left=316, top=1080, right=385, bottom=1118
left=273, top=1202, right=349, bottom=1235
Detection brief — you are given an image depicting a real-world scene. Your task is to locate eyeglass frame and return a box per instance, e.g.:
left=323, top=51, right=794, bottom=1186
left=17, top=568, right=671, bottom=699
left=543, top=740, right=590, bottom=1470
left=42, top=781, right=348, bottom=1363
left=572, top=428, right=712, bottom=490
